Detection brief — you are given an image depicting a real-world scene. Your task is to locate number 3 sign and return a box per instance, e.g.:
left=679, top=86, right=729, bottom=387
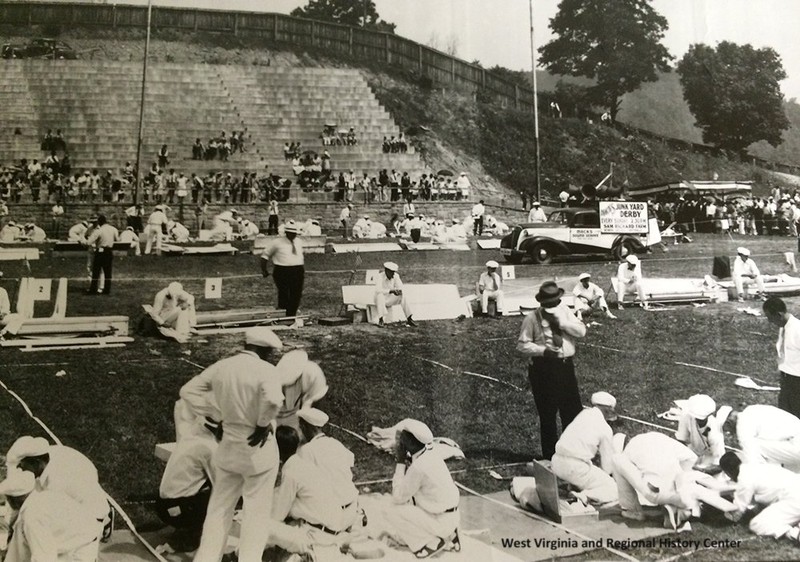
left=205, top=278, right=222, bottom=299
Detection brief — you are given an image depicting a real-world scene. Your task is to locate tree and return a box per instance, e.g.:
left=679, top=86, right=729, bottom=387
left=539, top=0, right=672, bottom=121
left=291, top=0, right=396, bottom=33
left=677, top=41, right=789, bottom=151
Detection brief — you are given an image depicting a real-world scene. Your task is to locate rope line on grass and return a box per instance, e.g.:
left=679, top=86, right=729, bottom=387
left=674, top=361, right=772, bottom=386
left=0, top=375, right=167, bottom=562
left=454, top=481, right=639, bottom=562
left=414, top=356, right=525, bottom=391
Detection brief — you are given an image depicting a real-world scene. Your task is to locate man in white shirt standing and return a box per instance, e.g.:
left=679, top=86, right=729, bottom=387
left=261, top=219, right=305, bottom=328
left=551, top=392, right=619, bottom=505
left=731, top=405, right=800, bottom=471
left=733, top=247, right=765, bottom=302
left=527, top=201, right=547, bottom=223
left=85, top=215, right=118, bottom=295
left=764, top=296, right=800, bottom=419
left=616, top=255, right=648, bottom=310
left=573, top=273, right=615, bottom=321
left=180, top=327, right=285, bottom=562
left=471, top=200, right=485, bottom=236
left=374, top=262, right=416, bottom=327
left=477, top=260, right=504, bottom=317
left=145, top=204, right=168, bottom=255
left=339, top=203, right=352, bottom=239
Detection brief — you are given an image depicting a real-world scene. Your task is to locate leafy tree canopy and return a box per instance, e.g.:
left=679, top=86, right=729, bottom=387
left=677, top=41, right=789, bottom=151
left=539, top=0, right=672, bottom=121
left=291, top=0, right=396, bottom=33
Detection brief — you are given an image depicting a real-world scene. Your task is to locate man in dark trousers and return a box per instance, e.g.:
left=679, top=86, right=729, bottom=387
left=85, top=214, right=117, bottom=295
left=517, top=281, right=586, bottom=459
left=764, top=297, right=800, bottom=418
left=261, top=219, right=305, bottom=328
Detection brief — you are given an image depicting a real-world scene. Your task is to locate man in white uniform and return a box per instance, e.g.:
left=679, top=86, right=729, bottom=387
left=0, top=470, right=100, bottom=562
left=145, top=204, right=169, bottom=255
left=733, top=247, right=766, bottom=302
left=573, top=273, right=616, bottom=321
left=732, top=405, right=800, bottom=471
left=477, top=260, right=504, bottom=317
left=151, top=282, right=197, bottom=342
left=118, top=226, right=141, bottom=255
left=156, top=418, right=218, bottom=552
left=169, top=220, right=191, bottom=244
left=68, top=220, right=89, bottom=242
left=674, top=394, right=728, bottom=468
left=527, top=201, right=547, bottom=223
left=274, top=350, right=329, bottom=429
left=719, top=452, right=800, bottom=540
left=8, top=436, right=109, bottom=542
left=380, top=420, right=461, bottom=558
left=551, top=392, right=619, bottom=505
left=616, top=255, right=648, bottom=309
left=471, top=200, right=485, bottom=236
left=763, top=296, right=800, bottom=419
left=180, top=327, right=285, bottom=562
left=374, top=262, right=417, bottom=327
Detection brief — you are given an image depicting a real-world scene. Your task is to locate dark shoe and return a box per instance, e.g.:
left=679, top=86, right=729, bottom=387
left=414, top=538, right=446, bottom=559
left=406, top=317, right=418, bottom=327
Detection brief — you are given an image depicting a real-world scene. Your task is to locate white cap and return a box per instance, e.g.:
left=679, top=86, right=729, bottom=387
left=283, top=219, right=300, bottom=234
left=0, top=469, right=36, bottom=497
left=168, top=282, right=183, bottom=294
left=155, top=204, right=166, bottom=211
left=591, top=391, right=617, bottom=409
left=400, top=419, right=434, bottom=445
left=737, top=247, right=750, bottom=257
left=384, top=262, right=399, bottom=272
left=625, top=255, right=640, bottom=265
left=486, top=260, right=499, bottom=268
left=533, top=201, right=540, bottom=206
left=245, top=327, right=283, bottom=350
left=687, top=394, right=716, bottom=419
left=297, top=408, right=329, bottom=427
left=276, top=349, right=309, bottom=385
left=578, top=273, right=591, bottom=281
left=6, top=436, right=49, bottom=467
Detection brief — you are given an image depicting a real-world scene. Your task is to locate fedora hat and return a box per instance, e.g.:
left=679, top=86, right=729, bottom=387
left=535, top=281, right=564, bottom=306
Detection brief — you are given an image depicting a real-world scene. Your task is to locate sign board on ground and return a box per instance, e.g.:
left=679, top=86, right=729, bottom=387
left=599, top=201, right=648, bottom=234
left=205, top=278, right=222, bottom=299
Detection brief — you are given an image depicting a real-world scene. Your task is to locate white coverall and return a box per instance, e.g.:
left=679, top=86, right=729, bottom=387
left=180, top=351, right=284, bottom=562
left=572, top=281, right=611, bottom=317
left=616, top=262, right=646, bottom=306
left=478, top=271, right=504, bottom=314
left=737, top=405, right=800, bottom=471
left=145, top=210, right=168, bottom=255
left=732, top=463, right=800, bottom=537
left=152, top=286, right=197, bottom=337
left=373, top=272, right=413, bottom=323
left=732, top=256, right=765, bottom=299
left=551, top=407, right=618, bottom=503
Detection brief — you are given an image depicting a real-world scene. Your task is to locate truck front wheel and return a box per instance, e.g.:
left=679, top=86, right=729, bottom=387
left=529, top=241, right=556, bottom=265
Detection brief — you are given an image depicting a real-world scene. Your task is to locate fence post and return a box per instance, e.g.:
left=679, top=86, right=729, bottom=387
left=481, top=68, right=486, bottom=88
left=234, top=13, right=239, bottom=36
left=418, top=44, right=423, bottom=71
left=384, top=33, right=390, bottom=63
left=193, top=9, right=198, bottom=31
left=514, top=85, right=520, bottom=110
left=273, top=14, right=279, bottom=41
left=310, top=20, right=315, bottom=48
left=112, top=4, right=117, bottom=28
left=348, top=27, right=353, bottom=56
left=27, top=3, right=32, bottom=25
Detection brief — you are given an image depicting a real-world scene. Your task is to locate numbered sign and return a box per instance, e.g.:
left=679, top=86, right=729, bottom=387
left=205, top=278, right=222, bottom=299
left=501, top=265, right=516, bottom=280
left=31, top=278, right=52, bottom=301
left=364, top=269, right=380, bottom=284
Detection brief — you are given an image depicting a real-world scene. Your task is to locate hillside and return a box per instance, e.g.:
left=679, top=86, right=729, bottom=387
left=0, top=24, right=796, bottom=201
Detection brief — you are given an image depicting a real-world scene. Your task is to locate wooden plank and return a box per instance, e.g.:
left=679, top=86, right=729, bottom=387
left=21, top=343, right=128, bottom=352
left=2, top=336, right=134, bottom=348
left=194, top=315, right=308, bottom=332
left=253, top=235, right=327, bottom=252
left=331, top=242, right=402, bottom=253
left=0, top=247, right=39, bottom=261
left=16, top=316, right=129, bottom=337
left=195, top=308, right=284, bottom=325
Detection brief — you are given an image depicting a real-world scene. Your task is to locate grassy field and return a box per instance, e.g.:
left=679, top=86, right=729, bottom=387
left=1, top=233, right=800, bottom=560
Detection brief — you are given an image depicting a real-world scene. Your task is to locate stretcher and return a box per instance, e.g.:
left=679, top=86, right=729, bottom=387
left=161, top=243, right=238, bottom=256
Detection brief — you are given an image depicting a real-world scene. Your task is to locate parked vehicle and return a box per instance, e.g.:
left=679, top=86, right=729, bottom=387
left=1, top=38, right=78, bottom=60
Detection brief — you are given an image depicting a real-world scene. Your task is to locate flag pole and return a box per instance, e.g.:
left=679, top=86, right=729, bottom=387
left=529, top=0, right=542, bottom=204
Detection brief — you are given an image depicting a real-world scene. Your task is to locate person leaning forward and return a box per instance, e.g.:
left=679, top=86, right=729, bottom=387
left=517, top=281, right=586, bottom=459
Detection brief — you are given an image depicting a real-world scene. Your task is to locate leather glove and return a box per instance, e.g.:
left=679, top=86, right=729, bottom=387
left=248, top=425, right=273, bottom=447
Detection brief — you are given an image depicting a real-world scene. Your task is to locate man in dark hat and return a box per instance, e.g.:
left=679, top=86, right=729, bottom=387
left=517, top=281, right=587, bottom=459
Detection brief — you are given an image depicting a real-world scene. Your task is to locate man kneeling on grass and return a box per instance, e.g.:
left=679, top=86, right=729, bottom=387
left=572, top=273, right=616, bottom=321
left=151, top=282, right=197, bottom=343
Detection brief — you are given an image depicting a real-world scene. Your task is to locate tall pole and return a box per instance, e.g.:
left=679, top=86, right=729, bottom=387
left=134, top=0, right=153, bottom=206
left=529, top=0, right=541, bottom=203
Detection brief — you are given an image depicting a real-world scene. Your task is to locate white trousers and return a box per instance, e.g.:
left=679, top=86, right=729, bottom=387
left=144, top=225, right=162, bottom=255
left=574, top=295, right=610, bottom=315
left=733, top=275, right=765, bottom=298
left=481, top=289, right=504, bottom=313
left=193, top=461, right=278, bottom=562
left=0, top=313, right=24, bottom=335
left=612, top=454, right=681, bottom=514
left=375, top=292, right=412, bottom=322
left=161, top=307, right=197, bottom=336
left=551, top=454, right=617, bottom=503
left=382, top=505, right=458, bottom=553
left=749, top=492, right=800, bottom=538
left=618, top=281, right=646, bottom=304
left=740, top=436, right=800, bottom=472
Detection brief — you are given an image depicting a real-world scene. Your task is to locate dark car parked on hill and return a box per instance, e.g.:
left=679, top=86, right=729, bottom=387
left=1, top=38, right=78, bottom=60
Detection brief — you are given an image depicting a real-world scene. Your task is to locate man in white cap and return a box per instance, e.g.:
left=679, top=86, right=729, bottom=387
left=517, top=281, right=586, bottom=459
left=145, top=204, right=168, bottom=255
left=719, top=452, right=800, bottom=541
left=268, top=426, right=362, bottom=557
left=674, top=394, right=728, bottom=468
left=274, top=350, right=329, bottom=429
left=0, top=469, right=101, bottom=562
left=353, top=214, right=370, bottom=239
left=477, top=260, right=504, bottom=317
left=261, top=219, right=305, bottom=328
left=380, top=419, right=460, bottom=558
left=339, top=203, right=353, bottom=239
left=573, top=273, right=616, bottom=321
left=733, top=247, right=765, bottom=302
left=616, top=254, right=648, bottom=310
left=374, top=262, right=417, bottom=327
left=551, top=392, right=619, bottom=505
left=527, top=201, right=547, bottom=223
left=7, top=435, right=109, bottom=540
left=446, top=218, right=467, bottom=242
left=179, top=327, right=285, bottom=562
left=156, top=418, right=218, bottom=552
left=118, top=226, right=141, bottom=255
left=731, top=405, right=800, bottom=471
left=297, top=408, right=359, bottom=518
left=168, top=220, right=192, bottom=244
left=67, top=220, right=89, bottom=242
left=150, top=281, right=197, bottom=342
